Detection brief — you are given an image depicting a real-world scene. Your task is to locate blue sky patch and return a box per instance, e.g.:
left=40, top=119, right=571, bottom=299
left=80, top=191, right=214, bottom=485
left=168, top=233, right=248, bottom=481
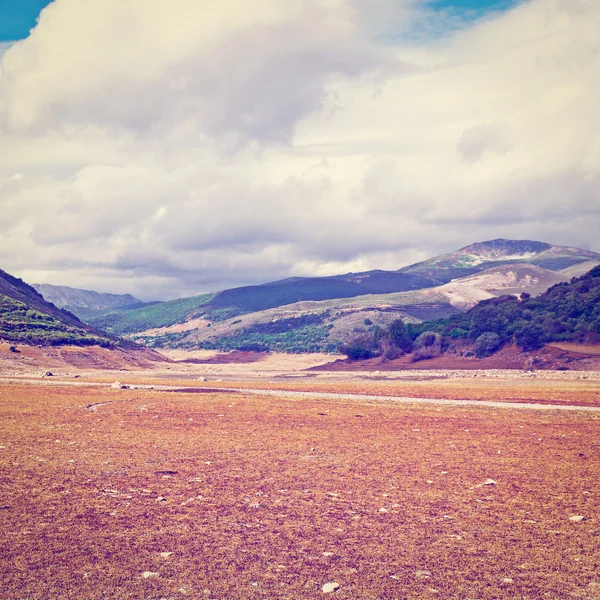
left=0, top=0, right=53, bottom=41
left=0, top=1, right=521, bottom=42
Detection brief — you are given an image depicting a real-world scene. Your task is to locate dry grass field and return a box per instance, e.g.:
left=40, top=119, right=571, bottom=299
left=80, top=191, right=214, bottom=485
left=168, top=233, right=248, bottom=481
left=1, top=379, right=600, bottom=599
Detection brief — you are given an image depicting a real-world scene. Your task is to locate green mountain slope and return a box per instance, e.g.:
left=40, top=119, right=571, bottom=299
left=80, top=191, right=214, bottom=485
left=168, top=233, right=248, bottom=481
left=77, top=239, right=600, bottom=345
left=0, top=269, right=115, bottom=347
left=79, top=293, right=215, bottom=336
left=410, top=265, right=600, bottom=351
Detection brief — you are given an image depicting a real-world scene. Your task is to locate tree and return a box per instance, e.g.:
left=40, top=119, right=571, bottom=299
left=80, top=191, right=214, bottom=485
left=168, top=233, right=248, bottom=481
left=411, top=331, right=442, bottom=361
left=388, top=319, right=413, bottom=353
left=339, top=330, right=379, bottom=360
left=474, top=332, right=501, bottom=358
left=514, top=324, right=545, bottom=351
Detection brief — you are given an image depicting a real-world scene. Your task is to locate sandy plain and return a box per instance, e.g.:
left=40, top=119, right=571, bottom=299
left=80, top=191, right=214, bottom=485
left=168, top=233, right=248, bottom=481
left=1, top=348, right=599, bottom=599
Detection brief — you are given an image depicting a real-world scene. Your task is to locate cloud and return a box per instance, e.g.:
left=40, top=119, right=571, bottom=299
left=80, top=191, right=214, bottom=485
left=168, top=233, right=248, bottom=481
left=0, top=0, right=599, bottom=299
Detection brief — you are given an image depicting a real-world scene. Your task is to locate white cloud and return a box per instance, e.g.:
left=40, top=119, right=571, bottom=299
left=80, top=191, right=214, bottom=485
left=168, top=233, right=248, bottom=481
left=0, top=0, right=599, bottom=299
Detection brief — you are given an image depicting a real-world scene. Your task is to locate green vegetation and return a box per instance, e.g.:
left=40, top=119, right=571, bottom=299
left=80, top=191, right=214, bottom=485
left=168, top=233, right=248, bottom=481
left=474, top=332, right=501, bottom=358
left=139, top=313, right=334, bottom=354
left=81, top=293, right=215, bottom=335
left=411, top=265, right=600, bottom=350
left=339, top=266, right=600, bottom=360
left=412, top=331, right=442, bottom=361
left=0, top=295, right=113, bottom=347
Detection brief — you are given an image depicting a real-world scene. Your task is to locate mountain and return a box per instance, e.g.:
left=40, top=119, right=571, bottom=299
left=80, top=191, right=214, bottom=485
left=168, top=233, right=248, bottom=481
left=0, top=269, right=118, bottom=347
left=128, top=261, right=599, bottom=353
left=398, top=239, right=600, bottom=280
left=409, top=264, right=600, bottom=351
left=33, top=284, right=143, bottom=311
left=78, top=239, right=599, bottom=345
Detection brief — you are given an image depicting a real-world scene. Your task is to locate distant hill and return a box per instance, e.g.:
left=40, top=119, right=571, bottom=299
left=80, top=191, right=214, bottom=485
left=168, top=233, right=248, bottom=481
left=33, top=284, right=143, bottom=311
left=78, top=239, right=600, bottom=344
left=128, top=263, right=597, bottom=353
left=0, top=269, right=119, bottom=347
left=405, top=263, right=600, bottom=352
left=398, top=239, right=600, bottom=279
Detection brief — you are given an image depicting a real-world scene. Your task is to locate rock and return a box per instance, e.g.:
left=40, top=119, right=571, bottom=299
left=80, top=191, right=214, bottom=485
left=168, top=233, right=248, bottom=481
left=322, top=582, right=340, bottom=593
left=502, top=578, right=514, bottom=584
left=323, top=551, right=334, bottom=557
left=45, top=371, right=53, bottom=377
left=111, top=381, right=122, bottom=389
left=483, top=479, right=497, bottom=486
left=160, top=552, right=173, bottom=558
left=142, top=571, right=159, bottom=579
left=197, top=377, right=207, bottom=382
left=569, top=515, right=585, bottom=522
left=157, top=496, right=167, bottom=502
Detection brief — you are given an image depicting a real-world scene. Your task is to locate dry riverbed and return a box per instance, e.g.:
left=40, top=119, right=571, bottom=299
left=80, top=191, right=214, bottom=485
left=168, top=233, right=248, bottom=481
left=1, top=371, right=599, bottom=599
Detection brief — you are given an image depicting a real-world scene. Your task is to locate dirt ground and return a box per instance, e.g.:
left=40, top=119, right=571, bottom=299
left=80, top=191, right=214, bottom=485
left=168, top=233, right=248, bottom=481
left=0, top=350, right=599, bottom=599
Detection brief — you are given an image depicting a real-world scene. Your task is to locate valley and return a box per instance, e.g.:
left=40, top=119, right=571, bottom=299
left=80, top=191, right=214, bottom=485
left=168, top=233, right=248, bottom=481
left=1, top=356, right=599, bottom=599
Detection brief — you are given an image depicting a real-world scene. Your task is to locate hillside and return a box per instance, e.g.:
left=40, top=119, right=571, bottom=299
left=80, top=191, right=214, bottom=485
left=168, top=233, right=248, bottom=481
left=326, top=264, right=600, bottom=369
left=127, top=260, right=600, bottom=353
left=78, top=239, right=600, bottom=342
left=33, top=284, right=142, bottom=311
left=400, top=239, right=600, bottom=279
left=0, top=268, right=134, bottom=348
left=408, top=264, right=600, bottom=352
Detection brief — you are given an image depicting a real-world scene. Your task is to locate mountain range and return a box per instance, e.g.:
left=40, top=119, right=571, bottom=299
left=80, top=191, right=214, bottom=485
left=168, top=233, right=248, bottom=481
left=37, top=238, right=598, bottom=353
left=0, top=269, right=117, bottom=347
left=32, top=284, right=143, bottom=311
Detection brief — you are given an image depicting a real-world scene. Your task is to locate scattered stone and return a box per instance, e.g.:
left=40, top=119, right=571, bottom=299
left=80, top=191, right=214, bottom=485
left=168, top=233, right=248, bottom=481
left=483, top=479, right=497, bottom=486
left=322, top=582, right=340, bottom=593
left=142, top=571, right=159, bottom=579
left=569, top=515, right=585, bottom=522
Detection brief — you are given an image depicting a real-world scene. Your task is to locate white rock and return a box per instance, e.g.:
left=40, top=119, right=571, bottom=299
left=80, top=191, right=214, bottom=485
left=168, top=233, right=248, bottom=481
left=569, top=515, right=585, bottom=522
left=197, top=377, right=207, bottom=382
left=322, top=582, right=340, bottom=593
left=483, top=479, right=497, bottom=486
left=160, top=552, right=173, bottom=558
left=142, top=571, right=159, bottom=579
left=502, top=578, right=514, bottom=584
left=323, top=551, right=334, bottom=557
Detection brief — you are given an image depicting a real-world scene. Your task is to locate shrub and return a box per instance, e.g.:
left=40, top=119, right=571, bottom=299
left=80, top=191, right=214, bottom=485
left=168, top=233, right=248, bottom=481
left=388, top=319, right=413, bottom=353
left=514, top=324, right=545, bottom=351
left=474, top=332, right=501, bottom=358
left=411, top=331, right=442, bottom=361
left=339, top=330, right=379, bottom=360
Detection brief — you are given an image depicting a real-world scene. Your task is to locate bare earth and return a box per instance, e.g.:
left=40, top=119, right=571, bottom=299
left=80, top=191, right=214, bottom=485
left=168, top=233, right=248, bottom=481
left=0, top=346, right=599, bottom=599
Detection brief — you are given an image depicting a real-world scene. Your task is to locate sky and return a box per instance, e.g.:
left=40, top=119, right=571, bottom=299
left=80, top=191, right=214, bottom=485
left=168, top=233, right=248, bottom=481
left=0, top=0, right=598, bottom=300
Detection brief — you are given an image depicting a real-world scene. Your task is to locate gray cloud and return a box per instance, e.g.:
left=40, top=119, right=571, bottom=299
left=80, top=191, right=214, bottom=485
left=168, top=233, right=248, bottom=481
left=0, top=0, right=599, bottom=300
